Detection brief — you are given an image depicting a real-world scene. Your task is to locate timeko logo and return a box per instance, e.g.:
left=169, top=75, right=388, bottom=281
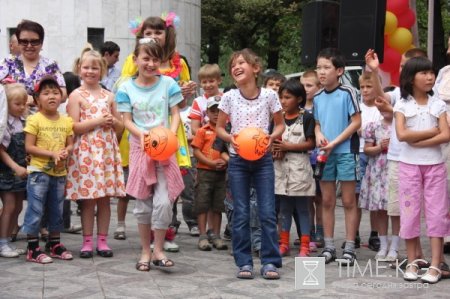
left=295, top=258, right=430, bottom=290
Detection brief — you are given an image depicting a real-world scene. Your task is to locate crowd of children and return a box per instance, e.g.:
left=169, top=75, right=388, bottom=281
left=0, top=15, right=450, bottom=284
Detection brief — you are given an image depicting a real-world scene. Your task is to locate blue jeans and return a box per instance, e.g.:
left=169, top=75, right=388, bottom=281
left=249, top=187, right=261, bottom=251
left=22, top=172, right=66, bottom=236
left=278, top=195, right=310, bottom=234
left=229, top=153, right=281, bottom=268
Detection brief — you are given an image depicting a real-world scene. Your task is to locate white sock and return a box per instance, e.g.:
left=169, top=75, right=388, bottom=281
left=389, top=235, right=400, bottom=252
left=379, top=235, right=388, bottom=251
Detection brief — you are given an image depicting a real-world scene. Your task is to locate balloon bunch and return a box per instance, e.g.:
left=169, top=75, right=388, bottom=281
left=380, top=0, right=416, bottom=85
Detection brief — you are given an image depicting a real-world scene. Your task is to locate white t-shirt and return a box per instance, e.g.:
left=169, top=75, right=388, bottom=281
left=359, top=101, right=383, bottom=153
left=387, top=88, right=403, bottom=161
left=393, top=95, right=446, bottom=165
left=218, top=88, right=282, bottom=154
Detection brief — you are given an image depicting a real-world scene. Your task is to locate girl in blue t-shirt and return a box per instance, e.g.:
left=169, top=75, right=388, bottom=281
left=115, top=38, right=184, bottom=272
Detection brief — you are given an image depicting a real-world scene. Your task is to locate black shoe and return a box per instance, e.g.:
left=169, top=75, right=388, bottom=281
left=80, top=250, right=93, bottom=258
left=368, top=235, right=380, bottom=251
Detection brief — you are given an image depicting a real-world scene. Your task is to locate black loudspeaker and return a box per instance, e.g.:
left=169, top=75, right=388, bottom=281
left=301, top=0, right=340, bottom=66
left=338, top=0, right=386, bottom=65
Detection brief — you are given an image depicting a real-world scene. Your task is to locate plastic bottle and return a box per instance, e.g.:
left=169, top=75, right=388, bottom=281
left=313, top=150, right=328, bottom=179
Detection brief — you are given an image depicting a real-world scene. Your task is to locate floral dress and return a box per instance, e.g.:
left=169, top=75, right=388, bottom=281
left=66, top=88, right=125, bottom=200
left=359, top=120, right=391, bottom=211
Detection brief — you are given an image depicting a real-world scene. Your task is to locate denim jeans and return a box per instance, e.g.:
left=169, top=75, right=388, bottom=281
left=249, top=187, right=261, bottom=251
left=228, top=153, right=281, bottom=268
left=278, top=195, right=310, bottom=234
left=22, top=172, right=66, bottom=236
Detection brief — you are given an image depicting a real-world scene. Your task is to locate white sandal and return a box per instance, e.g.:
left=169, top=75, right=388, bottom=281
left=404, top=263, right=419, bottom=281
left=421, top=266, right=441, bottom=284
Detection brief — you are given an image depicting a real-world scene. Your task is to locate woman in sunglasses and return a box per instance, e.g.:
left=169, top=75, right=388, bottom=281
left=0, top=19, right=67, bottom=109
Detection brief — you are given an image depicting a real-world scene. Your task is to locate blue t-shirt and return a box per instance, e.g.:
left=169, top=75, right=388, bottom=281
left=313, top=85, right=360, bottom=154
left=115, top=76, right=183, bottom=132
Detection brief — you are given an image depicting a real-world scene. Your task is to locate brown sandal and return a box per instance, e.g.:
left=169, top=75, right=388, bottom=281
left=136, top=261, right=151, bottom=272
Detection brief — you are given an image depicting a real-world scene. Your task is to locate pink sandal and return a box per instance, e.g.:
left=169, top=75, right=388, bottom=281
left=26, top=248, right=53, bottom=264
left=50, top=243, right=73, bottom=260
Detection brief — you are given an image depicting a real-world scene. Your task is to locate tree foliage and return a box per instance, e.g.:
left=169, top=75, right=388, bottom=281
left=201, top=0, right=450, bottom=82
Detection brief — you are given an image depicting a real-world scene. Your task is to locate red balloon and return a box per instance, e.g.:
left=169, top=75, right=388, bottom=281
left=380, top=47, right=402, bottom=73
left=397, top=9, right=416, bottom=28
left=387, top=0, right=409, bottom=16
left=390, top=71, right=400, bottom=86
left=144, top=126, right=178, bottom=161
left=235, top=127, right=269, bottom=161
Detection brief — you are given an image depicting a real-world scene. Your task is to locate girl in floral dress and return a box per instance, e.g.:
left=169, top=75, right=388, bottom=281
left=359, top=115, right=399, bottom=261
left=66, top=50, right=125, bottom=258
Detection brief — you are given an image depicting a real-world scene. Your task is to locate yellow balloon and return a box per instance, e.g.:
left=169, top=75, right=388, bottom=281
left=385, top=11, right=398, bottom=35
left=389, top=27, right=413, bottom=54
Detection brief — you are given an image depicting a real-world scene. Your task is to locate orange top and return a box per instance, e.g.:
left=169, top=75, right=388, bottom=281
left=191, top=123, right=222, bottom=170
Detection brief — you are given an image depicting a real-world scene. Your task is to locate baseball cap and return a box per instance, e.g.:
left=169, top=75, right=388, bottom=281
left=206, top=95, right=221, bottom=109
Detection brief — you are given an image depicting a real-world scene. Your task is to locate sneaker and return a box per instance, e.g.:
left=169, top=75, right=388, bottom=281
left=190, top=226, right=200, bottom=237
left=198, top=237, right=212, bottom=251
left=212, top=237, right=228, bottom=250
left=0, top=243, right=19, bottom=258
left=375, top=248, right=388, bottom=260
left=8, top=244, right=26, bottom=255
left=163, top=240, right=179, bottom=252
left=368, top=235, right=380, bottom=251
left=63, top=224, right=82, bottom=234
left=385, top=249, right=398, bottom=262
left=114, top=226, right=127, bottom=240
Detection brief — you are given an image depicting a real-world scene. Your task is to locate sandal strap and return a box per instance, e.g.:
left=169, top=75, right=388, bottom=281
left=406, top=263, right=419, bottom=270
left=428, top=265, right=442, bottom=274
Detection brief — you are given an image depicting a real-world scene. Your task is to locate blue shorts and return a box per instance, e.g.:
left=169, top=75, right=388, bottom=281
left=22, top=172, right=66, bottom=236
left=322, top=153, right=359, bottom=182
left=355, top=153, right=368, bottom=193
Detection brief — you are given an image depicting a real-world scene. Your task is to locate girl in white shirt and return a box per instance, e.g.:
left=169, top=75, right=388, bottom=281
left=394, top=56, right=450, bottom=284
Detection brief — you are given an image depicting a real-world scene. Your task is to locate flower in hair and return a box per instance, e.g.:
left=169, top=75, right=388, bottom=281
left=128, top=16, right=143, bottom=36
left=139, top=37, right=157, bottom=45
left=161, top=12, right=180, bottom=29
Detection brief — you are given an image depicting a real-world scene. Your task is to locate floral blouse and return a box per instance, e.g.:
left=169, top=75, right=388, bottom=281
left=0, top=55, right=65, bottom=95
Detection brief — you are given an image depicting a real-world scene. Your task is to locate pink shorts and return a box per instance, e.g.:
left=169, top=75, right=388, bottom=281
left=398, top=162, right=450, bottom=239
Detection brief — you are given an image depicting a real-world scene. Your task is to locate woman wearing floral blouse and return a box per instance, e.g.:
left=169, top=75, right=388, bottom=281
left=0, top=19, right=66, bottom=109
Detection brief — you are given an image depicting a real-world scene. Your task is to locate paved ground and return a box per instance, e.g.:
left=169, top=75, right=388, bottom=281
left=0, top=199, right=449, bottom=299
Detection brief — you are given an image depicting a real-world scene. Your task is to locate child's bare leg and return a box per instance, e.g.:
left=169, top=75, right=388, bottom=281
left=96, top=197, right=111, bottom=235
left=138, top=223, right=152, bottom=262
left=81, top=200, right=96, bottom=235
left=211, top=211, right=222, bottom=236
left=340, top=181, right=357, bottom=242
left=320, top=181, right=336, bottom=241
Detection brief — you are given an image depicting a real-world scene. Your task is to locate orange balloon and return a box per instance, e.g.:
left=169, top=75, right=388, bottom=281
left=144, top=126, right=178, bottom=161
left=235, top=127, right=269, bottom=161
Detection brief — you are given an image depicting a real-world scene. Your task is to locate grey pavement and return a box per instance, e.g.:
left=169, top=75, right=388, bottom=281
left=0, top=199, right=449, bottom=299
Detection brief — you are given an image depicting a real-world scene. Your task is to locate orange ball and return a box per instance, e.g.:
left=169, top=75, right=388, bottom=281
left=144, top=126, right=178, bottom=161
left=235, top=127, right=269, bottom=161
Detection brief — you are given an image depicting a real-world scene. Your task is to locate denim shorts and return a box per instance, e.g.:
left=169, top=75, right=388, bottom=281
left=22, top=172, right=66, bottom=236
left=322, top=153, right=360, bottom=182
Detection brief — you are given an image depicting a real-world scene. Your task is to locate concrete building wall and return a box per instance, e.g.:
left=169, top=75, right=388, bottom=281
left=0, top=0, right=201, bottom=79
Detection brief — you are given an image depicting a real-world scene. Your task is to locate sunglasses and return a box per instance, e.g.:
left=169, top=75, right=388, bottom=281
left=18, top=39, right=42, bottom=47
